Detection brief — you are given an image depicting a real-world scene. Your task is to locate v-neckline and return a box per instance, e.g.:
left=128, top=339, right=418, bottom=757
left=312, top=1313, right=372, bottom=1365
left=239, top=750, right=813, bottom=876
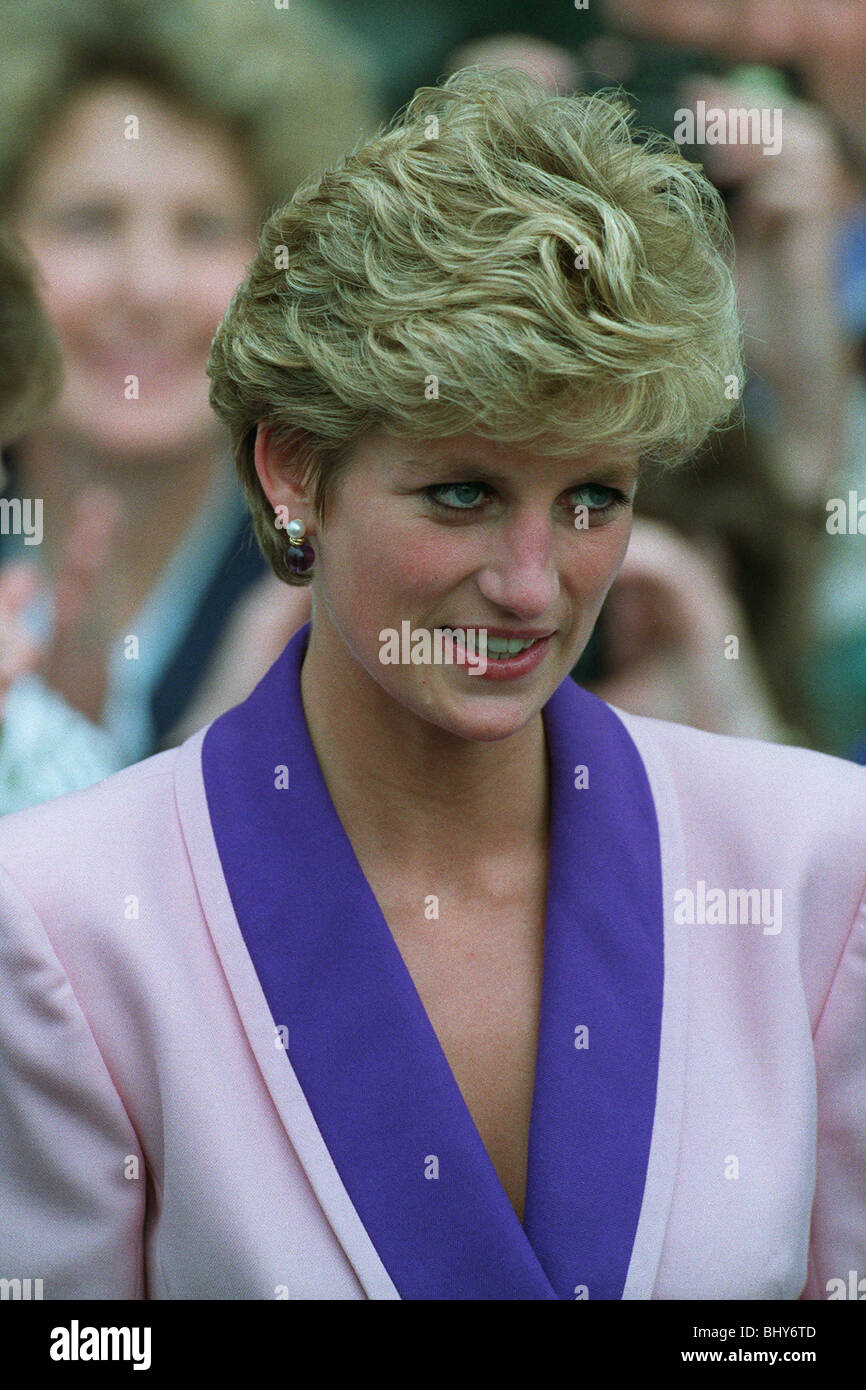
left=369, top=849, right=549, bottom=1231
left=201, top=622, right=665, bottom=1299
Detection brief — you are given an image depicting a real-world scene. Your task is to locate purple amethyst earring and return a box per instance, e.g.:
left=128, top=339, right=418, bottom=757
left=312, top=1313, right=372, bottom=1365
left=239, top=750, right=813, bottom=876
left=283, top=518, right=315, bottom=576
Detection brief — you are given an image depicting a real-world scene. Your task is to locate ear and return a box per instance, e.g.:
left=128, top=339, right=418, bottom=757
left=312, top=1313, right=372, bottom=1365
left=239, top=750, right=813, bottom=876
left=253, top=426, right=315, bottom=529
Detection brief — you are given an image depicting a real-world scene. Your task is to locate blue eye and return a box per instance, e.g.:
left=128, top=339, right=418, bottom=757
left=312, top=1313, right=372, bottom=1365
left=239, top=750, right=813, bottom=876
left=423, top=480, right=630, bottom=519
left=570, top=484, right=629, bottom=513
left=425, top=482, right=488, bottom=511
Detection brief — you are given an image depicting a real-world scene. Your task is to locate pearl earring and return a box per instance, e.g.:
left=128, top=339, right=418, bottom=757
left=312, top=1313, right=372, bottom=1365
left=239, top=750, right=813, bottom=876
left=283, top=518, right=315, bottom=576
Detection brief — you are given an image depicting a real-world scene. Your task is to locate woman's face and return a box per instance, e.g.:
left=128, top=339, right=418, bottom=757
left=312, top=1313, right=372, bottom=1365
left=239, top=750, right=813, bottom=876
left=284, top=430, right=638, bottom=744
left=10, top=79, right=258, bottom=462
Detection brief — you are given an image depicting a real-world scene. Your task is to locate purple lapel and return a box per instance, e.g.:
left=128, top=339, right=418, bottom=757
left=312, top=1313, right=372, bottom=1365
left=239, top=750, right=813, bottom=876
left=201, top=622, right=663, bottom=1299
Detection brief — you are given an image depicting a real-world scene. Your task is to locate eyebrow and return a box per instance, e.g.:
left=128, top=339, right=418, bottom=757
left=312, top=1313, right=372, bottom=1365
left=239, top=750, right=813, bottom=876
left=397, top=456, right=640, bottom=485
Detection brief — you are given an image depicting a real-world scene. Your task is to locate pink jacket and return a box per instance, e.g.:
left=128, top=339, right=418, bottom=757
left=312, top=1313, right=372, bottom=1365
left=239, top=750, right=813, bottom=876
left=0, top=627, right=864, bottom=1299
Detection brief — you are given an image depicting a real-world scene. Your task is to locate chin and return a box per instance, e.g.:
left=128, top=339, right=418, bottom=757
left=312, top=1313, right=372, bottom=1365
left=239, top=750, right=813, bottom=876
left=452, top=710, right=538, bottom=743
left=64, top=404, right=215, bottom=459
left=404, top=678, right=550, bottom=744
left=440, top=703, right=542, bottom=744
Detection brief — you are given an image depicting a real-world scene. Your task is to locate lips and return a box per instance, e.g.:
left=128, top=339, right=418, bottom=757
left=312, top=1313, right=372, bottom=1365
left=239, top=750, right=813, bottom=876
left=483, top=635, right=540, bottom=658
left=472, top=631, right=554, bottom=680
left=472, top=628, right=556, bottom=639
left=436, top=627, right=556, bottom=638
left=434, top=626, right=556, bottom=680
left=436, top=626, right=556, bottom=657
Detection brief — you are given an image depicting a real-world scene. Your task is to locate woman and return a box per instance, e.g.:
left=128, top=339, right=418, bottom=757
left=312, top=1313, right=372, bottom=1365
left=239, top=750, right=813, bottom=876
left=0, top=0, right=376, bottom=795
left=0, top=67, right=863, bottom=1301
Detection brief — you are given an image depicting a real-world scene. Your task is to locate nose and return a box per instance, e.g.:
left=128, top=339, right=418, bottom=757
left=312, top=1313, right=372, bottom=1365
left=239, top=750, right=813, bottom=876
left=113, top=216, right=186, bottom=312
left=475, top=509, right=560, bottom=618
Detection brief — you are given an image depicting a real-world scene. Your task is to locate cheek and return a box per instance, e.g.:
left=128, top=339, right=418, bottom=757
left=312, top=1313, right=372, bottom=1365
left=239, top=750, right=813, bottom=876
left=567, top=519, right=633, bottom=595
left=181, top=248, right=253, bottom=332
left=326, top=522, right=436, bottom=616
left=331, top=505, right=469, bottom=603
left=20, top=238, right=109, bottom=331
left=389, top=526, right=472, bottom=597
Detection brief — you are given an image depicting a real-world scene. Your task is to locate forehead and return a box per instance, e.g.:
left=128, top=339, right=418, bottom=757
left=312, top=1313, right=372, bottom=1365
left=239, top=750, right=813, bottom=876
left=352, top=431, right=640, bottom=478
left=16, top=79, right=253, bottom=210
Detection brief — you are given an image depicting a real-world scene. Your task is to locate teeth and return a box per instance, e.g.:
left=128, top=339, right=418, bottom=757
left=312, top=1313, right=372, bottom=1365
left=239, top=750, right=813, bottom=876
left=439, top=631, right=542, bottom=658
left=485, top=636, right=537, bottom=656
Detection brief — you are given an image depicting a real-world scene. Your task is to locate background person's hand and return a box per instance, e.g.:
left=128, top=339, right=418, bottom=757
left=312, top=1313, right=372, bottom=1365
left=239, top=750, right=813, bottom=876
left=591, top=517, right=793, bottom=740
left=40, top=486, right=124, bottom=724
left=0, top=486, right=123, bottom=726
left=0, top=563, right=44, bottom=716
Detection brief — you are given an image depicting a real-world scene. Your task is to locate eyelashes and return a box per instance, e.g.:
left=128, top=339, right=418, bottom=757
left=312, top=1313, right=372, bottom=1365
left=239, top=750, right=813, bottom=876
left=424, top=482, right=489, bottom=511
left=423, top=481, right=631, bottom=517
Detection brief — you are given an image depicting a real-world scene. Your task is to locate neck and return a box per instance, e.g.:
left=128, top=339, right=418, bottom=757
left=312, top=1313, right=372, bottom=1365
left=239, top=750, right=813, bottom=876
left=299, top=612, right=551, bottom=880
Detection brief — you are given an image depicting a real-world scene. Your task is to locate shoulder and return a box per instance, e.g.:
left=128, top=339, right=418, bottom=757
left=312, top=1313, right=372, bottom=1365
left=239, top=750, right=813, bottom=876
left=611, top=704, right=866, bottom=815
left=610, top=705, right=866, bottom=877
left=608, top=708, right=866, bottom=1015
left=0, top=741, right=188, bottom=912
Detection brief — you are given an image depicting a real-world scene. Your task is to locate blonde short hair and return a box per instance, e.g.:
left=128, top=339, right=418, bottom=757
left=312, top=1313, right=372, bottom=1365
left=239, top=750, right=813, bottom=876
left=207, top=65, right=745, bottom=585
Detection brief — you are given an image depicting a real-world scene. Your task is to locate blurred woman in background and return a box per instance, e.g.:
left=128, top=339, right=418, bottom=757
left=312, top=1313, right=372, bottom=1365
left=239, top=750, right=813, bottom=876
left=0, top=0, right=379, bottom=806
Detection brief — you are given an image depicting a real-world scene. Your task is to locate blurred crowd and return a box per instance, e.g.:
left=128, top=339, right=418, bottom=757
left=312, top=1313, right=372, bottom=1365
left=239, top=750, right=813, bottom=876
left=1, top=0, right=865, bottom=815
